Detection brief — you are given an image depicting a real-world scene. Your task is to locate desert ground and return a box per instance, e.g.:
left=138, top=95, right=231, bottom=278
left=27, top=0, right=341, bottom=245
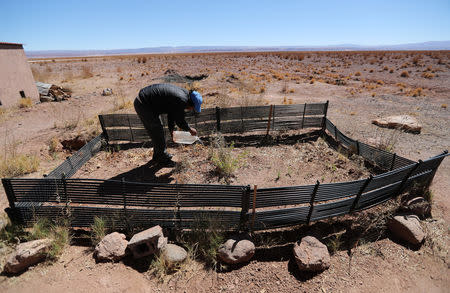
left=0, top=51, right=449, bottom=292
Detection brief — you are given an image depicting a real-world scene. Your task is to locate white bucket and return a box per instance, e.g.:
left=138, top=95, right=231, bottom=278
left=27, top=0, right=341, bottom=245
left=172, top=131, right=199, bottom=145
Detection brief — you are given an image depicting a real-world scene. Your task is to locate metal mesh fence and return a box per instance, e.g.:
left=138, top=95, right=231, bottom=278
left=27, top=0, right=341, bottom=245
left=2, top=104, right=447, bottom=231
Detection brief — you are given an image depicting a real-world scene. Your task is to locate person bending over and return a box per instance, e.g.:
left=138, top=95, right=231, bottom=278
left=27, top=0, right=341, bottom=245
left=134, top=83, right=202, bottom=163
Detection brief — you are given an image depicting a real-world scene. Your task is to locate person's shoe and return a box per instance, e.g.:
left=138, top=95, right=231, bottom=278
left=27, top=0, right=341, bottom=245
left=152, top=153, right=174, bottom=166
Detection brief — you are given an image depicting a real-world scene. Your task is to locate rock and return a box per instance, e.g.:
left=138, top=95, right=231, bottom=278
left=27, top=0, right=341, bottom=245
left=218, top=234, right=255, bottom=264
left=372, top=115, right=421, bottom=134
left=401, top=197, right=431, bottom=219
left=4, top=239, right=53, bottom=274
left=161, top=244, right=187, bottom=265
left=39, top=95, right=54, bottom=103
left=388, top=214, right=426, bottom=245
left=127, top=225, right=167, bottom=259
left=94, top=232, right=128, bottom=262
left=102, top=88, right=113, bottom=96
left=293, top=236, right=330, bottom=272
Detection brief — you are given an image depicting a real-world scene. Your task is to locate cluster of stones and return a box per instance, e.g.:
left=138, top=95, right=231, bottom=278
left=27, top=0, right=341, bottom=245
left=94, top=225, right=188, bottom=266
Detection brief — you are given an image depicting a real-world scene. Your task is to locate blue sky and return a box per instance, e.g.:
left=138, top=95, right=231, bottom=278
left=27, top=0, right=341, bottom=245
left=1, top=0, right=449, bottom=50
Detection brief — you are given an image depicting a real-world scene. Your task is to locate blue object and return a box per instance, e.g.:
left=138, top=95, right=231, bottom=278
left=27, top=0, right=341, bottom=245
left=190, top=91, right=202, bottom=113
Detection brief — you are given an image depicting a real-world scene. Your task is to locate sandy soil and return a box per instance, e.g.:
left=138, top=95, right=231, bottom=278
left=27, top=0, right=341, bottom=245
left=0, top=51, right=449, bottom=292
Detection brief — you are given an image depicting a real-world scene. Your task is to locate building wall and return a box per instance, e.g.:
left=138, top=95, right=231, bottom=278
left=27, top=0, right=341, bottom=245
left=0, top=44, right=39, bottom=107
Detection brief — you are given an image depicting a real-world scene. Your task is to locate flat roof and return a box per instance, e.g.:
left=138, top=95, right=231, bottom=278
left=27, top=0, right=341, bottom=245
left=0, top=42, right=23, bottom=45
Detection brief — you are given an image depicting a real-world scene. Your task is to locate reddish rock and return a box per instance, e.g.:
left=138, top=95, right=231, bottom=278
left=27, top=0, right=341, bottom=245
left=4, top=239, right=53, bottom=274
left=372, top=115, right=421, bottom=133
left=218, top=234, right=255, bottom=264
left=388, top=214, right=426, bottom=245
left=293, top=236, right=330, bottom=272
left=94, top=232, right=128, bottom=262
left=127, top=225, right=167, bottom=259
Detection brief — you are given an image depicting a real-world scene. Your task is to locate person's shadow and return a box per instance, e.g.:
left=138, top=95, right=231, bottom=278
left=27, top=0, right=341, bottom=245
left=108, top=161, right=175, bottom=183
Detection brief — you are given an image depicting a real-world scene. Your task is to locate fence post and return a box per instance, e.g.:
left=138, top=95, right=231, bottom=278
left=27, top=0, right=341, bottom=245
left=215, top=107, right=221, bottom=132
left=251, top=185, right=257, bottom=231
left=423, top=150, right=448, bottom=188
left=306, top=180, right=320, bottom=225
left=334, top=125, right=338, bottom=141
left=321, top=100, right=329, bottom=132
left=350, top=175, right=373, bottom=212
left=239, top=185, right=250, bottom=231
left=301, top=103, right=307, bottom=129
left=356, top=140, right=360, bottom=156
left=62, top=173, right=68, bottom=202
left=265, top=105, right=273, bottom=136
left=395, top=160, right=422, bottom=196
left=2, top=179, right=15, bottom=209
left=126, top=114, right=135, bottom=142
left=390, top=153, right=397, bottom=171
left=98, top=115, right=110, bottom=144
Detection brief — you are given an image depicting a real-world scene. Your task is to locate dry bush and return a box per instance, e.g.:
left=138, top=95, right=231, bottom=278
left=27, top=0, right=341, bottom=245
left=369, top=69, right=374, bottom=73
left=355, top=71, right=361, bottom=76
left=441, top=104, right=447, bottom=109
left=409, top=88, right=423, bottom=97
left=18, top=97, right=33, bottom=108
left=421, top=72, right=435, bottom=79
left=400, top=71, right=409, bottom=78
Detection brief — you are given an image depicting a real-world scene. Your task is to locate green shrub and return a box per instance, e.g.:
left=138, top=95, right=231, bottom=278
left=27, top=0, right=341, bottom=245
left=90, top=216, right=107, bottom=246
left=210, top=134, right=247, bottom=182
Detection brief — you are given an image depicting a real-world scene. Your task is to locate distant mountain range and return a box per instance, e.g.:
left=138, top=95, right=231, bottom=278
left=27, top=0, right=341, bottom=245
left=26, top=41, right=450, bottom=58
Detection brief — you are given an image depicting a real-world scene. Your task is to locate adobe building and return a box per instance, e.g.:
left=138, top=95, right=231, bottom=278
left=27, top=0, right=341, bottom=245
left=0, top=42, right=39, bottom=107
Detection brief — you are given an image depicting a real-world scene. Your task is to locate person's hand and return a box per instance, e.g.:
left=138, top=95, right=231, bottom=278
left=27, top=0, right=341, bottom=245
left=189, top=128, right=197, bottom=136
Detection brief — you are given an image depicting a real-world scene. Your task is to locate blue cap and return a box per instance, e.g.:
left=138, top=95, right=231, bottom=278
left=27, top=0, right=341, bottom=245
left=190, top=91, right=202, bottom=113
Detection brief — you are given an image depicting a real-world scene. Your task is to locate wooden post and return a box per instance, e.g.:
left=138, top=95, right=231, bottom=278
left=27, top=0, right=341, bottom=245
left=2, top=179, right=15, bottom=209
left=98, top=115, right=110, bottom=143
left=321, top=100, right=329, bottom=131
left=265, top=105, right=273, bottom=136
left=356, top=140, right=360, bottom=156
left=251, top=185, right=257, bottom=231
left=301, top=103, right=307, bottom=129
left=390, top=153, right=397, bottom=171
left=215, top=107, right=221, bottom=132
left=126, top=114, right=135, bottom=142
left=350, top=175, right=373, bottom=212
left=239, top=185, right=251, bottom=231
left=62, top=173, right=68, bottom=202
left=306, top=180, right=320, bottom=225
left=395, top=160, right=422, bottom=196
left=334, top=125, right=338, bottom=141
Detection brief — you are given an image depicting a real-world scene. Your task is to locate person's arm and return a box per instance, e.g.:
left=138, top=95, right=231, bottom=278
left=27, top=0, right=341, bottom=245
left=173, top=108, right=191, bottom=132
left=168, top=112, right=176, bottom=134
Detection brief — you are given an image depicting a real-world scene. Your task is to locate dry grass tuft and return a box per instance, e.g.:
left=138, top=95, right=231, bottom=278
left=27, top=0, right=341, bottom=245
left=0, top=153, right=40, bottom=177
left=18, top=98, right=33, bottom=108
left=400, top=71, right=409, bottom=78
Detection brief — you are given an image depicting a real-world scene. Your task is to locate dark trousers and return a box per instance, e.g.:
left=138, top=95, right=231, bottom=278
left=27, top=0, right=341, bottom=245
left=134, top=98, right=168, bottom=159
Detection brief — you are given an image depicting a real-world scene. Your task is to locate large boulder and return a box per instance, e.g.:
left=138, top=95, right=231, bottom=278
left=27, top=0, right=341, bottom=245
left=94, top=232, right=128, bottom=262
left=161, top=244, right=187, bottom=265
left=372, top=115, right=421, bottom=133
left=388, top=214, right=426, bottom=245
left=218, top=234, right=255, bottom=264
left=127, top=225, right=167, bottom=259
left=293, top=236, right=330, bottom=272
left=4, top=239, right=53, bottom=274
